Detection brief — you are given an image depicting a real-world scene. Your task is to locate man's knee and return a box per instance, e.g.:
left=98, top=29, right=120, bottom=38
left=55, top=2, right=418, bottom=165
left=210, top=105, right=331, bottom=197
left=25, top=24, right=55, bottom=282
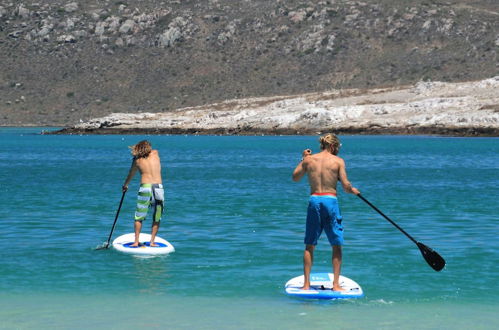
left=305, top=244, right=315, bottom=252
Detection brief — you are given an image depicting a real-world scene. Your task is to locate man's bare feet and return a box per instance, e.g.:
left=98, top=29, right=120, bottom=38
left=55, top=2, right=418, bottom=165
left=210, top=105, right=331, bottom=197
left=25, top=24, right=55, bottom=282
left=332, top=285, right=346, bottom=292
left=150, top=242, right=158, bottom=247
left=130, top=242, right=140, bottom=247
left=300, top=286, right=310, bottom=290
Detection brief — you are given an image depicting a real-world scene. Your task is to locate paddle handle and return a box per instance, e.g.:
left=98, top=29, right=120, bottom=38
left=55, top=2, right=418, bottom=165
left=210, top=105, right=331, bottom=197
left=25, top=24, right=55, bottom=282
left=104, top=191, right=126, bottom=246
left=357, top=194, right=417, bottom=245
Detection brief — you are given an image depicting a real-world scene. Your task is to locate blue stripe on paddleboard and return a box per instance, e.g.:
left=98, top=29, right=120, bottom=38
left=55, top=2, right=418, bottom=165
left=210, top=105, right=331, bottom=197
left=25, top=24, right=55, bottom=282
left=285, top=288, right=364, bottom=299
left=123, top=242, right=168, bottom=248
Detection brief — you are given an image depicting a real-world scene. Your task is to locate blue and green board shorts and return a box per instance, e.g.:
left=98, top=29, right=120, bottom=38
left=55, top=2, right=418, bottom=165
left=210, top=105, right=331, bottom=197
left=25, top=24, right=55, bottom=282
left=304, top=193, right=344, bottom=246
left=135, top=183, right=164, bottom=222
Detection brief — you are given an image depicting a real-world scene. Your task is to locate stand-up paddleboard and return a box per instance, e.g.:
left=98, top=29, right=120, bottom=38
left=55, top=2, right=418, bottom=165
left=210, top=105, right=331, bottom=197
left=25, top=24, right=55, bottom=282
left=112, top=233, right=174, bottom=255
left=285, top=273, right=364, bottom=299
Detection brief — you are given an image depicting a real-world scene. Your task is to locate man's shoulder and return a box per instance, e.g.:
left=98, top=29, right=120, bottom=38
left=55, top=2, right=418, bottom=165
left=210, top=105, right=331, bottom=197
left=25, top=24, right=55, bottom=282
left=305, top=153, right=321, bottom=162
left=319, top=152, right=342, bottom=161
left=324, top=154, right=344, bottom=167
left=332, top=155, right=345, bottom=163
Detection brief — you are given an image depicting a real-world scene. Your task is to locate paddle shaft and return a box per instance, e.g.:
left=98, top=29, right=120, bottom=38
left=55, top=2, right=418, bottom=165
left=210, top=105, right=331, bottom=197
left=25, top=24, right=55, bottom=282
left=357, top=194, right=417, bottom=245
left=104, top=191, right=126, bottom=247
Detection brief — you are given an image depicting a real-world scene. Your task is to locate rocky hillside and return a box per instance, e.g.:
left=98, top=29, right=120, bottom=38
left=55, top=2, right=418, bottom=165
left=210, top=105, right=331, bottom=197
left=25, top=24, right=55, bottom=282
left=1, top=0, right=498, bottom=126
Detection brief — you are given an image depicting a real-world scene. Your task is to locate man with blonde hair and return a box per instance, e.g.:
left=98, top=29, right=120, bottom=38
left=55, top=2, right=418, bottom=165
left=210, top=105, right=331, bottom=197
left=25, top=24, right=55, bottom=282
left=123, top=140, right=164, bottom=247
left=292, top=133, right=360, bottom=291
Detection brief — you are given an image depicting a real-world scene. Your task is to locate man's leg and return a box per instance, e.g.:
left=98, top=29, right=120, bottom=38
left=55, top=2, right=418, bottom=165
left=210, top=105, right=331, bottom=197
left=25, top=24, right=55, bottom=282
left=133, top=184, right=152, bottom=246
left=150, top=221, right=160, bottom=246
left=131, top=220, right=142, bottom=247
left=332, top=245, right=345, bottom=291
left=150, top=198, right=163, bottom=246
left=302, top=244, right=315, bottom=290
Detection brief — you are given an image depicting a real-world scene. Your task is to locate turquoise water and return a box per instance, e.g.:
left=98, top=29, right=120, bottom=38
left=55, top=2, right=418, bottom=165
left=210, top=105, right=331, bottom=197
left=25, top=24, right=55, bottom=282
left=1, top=128, right=498, bottom=329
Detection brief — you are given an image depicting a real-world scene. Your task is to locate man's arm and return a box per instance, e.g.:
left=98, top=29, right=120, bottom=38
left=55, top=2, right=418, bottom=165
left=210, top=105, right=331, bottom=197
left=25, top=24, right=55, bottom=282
left=122, top=158, right=138, bottom=192
left=338, top=159, right=360, bottom=195
left=292, top=149, right=312, bottom=182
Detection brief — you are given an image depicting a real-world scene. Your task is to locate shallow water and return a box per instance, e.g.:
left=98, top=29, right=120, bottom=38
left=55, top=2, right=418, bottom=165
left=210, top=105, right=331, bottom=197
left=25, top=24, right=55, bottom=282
left=1, top=128, right=498, bottom=329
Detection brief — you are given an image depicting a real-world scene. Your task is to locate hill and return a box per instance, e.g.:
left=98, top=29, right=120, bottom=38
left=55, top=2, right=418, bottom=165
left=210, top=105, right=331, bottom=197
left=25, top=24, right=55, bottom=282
left=1, top=0, right=498, bottom=126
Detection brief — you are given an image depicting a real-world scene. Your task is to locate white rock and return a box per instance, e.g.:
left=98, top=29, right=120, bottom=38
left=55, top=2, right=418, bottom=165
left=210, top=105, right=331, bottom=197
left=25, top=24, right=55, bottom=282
left=94, top=22, right=106, bottom=36
left=119, top=19, right=135, bottom=34
left=17, top=4, right=30, bottom=18
left=57, top=34, right=76, bottom=43
left=158, top=27, right=182, bottom=47
left=65, top=18, right=76, bottom=30
left=38, top=25, right=53, bottom=37
left=325, top=35, right=336, bottom=52
left=288, top=10, right=307, bottom=23
left=115, top=37, right=124, bottom=47
left=422, top=20, right=432, bottom=30
left=106, top=16, right=121, bottom=32
left=64, top=2, right=79, bottom=13
left=73, top=30, right=87, bottom=38
left=91, top=12, right=100, bottom=20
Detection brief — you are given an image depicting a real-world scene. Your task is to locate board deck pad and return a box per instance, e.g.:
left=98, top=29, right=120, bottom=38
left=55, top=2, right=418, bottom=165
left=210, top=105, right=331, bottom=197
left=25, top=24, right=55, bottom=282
left=285, top=273, right=364, bottom=299
left=112, top=233, right=175, bottom=255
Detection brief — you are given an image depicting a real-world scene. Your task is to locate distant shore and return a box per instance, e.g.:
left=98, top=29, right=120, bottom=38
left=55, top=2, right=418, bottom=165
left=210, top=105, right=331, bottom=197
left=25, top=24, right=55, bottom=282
left=48, top=77, right=499, bottom=137
left=49, top=126, right=498, bottom=137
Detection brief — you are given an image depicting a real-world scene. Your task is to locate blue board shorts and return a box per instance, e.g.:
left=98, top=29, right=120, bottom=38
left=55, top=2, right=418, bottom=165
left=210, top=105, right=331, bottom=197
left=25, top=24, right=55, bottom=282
left=304, top=193, right=344, bottom=246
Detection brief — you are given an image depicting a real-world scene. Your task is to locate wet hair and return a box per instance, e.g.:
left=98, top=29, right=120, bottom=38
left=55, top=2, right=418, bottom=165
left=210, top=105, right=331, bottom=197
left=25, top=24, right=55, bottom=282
left=130, top=140, right=152, bottom=159
left=319, top=133, right=340, bottom=155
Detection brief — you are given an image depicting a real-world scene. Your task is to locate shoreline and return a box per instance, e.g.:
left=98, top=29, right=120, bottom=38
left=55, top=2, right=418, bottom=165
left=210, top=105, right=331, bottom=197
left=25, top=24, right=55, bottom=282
left=47, top=126, right=498, bottom=137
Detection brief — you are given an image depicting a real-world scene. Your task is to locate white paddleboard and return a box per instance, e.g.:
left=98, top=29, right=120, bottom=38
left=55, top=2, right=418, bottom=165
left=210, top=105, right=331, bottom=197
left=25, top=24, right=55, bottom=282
left=285, top=273, right=364, bottom=299
left=112, top=233, right=175, bottom=255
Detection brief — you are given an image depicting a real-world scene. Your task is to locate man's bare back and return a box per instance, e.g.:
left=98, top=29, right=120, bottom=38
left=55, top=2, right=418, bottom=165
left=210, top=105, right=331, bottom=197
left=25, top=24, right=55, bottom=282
left=303, top=150, right=341, bottom=195
left=135, top=150, right=162, bottom=184
left=293, top=149, right=357, bottom=195
left=123, top=150, right=163, bottom=190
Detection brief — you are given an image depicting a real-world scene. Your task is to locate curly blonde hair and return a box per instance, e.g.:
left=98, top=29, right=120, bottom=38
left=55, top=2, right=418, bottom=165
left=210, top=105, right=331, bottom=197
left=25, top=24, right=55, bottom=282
left=129, top=140, right=152, bottom=159
left=319, top=133, right=341, bottom=154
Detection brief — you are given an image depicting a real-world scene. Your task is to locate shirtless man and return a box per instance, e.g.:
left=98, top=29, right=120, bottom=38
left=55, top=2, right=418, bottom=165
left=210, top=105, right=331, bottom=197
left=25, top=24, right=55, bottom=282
left=122, top=140, right=164, bottom=247
left=292, top=133, right=360, bottom=291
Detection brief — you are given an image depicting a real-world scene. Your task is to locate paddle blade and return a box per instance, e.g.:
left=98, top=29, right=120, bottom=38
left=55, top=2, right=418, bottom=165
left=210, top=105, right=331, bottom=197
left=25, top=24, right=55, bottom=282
left=417, top=242, right=446, bottom=271
left=94, top=242, right=110, bottom=250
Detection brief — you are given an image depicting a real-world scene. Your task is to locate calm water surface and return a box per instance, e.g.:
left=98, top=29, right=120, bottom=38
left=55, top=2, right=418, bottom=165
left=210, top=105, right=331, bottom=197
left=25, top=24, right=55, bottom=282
left=0, top=128, right=498, bottom=329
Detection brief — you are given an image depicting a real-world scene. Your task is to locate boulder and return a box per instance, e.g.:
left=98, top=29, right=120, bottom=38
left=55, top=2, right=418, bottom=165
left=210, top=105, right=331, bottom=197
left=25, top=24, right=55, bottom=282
left=158, top=27, right=182, bottom=47
left=64, top=2, right=79, bottom=13
left=17, top=4, right=30, bottom=18
left=119, top=19, right=136, bottom=34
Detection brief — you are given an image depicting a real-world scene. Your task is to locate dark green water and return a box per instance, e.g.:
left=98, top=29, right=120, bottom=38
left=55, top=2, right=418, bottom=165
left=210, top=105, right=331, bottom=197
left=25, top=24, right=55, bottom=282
left=1, top=128, right=497, bottom=329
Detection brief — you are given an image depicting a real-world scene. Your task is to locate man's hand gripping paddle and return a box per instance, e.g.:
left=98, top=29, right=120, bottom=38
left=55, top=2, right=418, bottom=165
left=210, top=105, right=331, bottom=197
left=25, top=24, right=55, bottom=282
left=358, top=194, right=445, bottom=271
left=95, top=191, right=126, bottom=250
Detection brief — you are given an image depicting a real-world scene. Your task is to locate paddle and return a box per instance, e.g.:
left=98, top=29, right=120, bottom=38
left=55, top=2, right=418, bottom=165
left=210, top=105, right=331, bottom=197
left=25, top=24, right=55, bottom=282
left=357, top=194, right=446, bottom=271
left=95, top=191, right=126, bottom=250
